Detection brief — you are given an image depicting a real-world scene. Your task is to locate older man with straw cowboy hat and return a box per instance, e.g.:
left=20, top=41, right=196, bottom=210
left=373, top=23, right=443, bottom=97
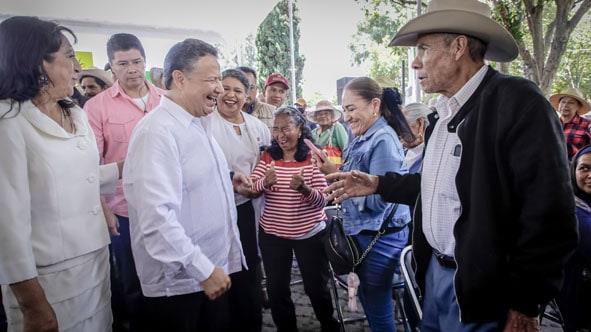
left=79, top=67, right=114, bottom=98
left=325, top=0, right=577, bottom=331
left=550, top=87, right=591, bottom=159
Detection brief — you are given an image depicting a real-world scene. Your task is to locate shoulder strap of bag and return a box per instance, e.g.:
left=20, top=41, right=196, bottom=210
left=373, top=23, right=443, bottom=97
left=354, top=203, right=399, bottom=267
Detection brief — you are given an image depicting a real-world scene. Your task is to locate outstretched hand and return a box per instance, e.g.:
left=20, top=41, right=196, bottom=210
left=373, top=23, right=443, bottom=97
left=232, top=172, right=259, bottom=198
left=324, top=170, right=379, bottom=203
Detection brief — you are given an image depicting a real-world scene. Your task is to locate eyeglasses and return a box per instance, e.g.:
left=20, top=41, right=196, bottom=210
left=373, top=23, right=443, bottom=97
left=272, top=125, right=297, bottom=135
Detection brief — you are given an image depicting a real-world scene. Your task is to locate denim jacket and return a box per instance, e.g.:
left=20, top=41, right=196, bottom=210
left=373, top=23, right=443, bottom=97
left=340, top=117, right=411, bottom=235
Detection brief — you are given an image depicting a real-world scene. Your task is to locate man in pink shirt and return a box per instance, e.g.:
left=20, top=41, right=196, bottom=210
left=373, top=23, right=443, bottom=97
left=84, top=33, right=163, bottom=332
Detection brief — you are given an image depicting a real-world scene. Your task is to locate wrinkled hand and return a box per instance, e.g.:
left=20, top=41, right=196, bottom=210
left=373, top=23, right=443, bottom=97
left=101, top=198, right=119, bottom=236
left=502, top=310, right=539, bottom=332
left=290, top=168, right=311, bottom=195
left=325, top=170, right=379, bottom=203
left=201, top=267, right=231, bottom=300
left=263, top=161, right=277, bottom=189
left=312, top=151, right=338, bottom=175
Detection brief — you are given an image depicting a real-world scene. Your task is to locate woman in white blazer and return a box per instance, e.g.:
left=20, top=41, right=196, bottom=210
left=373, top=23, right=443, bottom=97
left=0, top=17, right=121, bottom=332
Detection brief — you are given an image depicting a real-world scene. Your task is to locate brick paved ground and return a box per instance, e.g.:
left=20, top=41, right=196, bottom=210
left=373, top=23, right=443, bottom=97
left=261, top=265, right=564, bottom=332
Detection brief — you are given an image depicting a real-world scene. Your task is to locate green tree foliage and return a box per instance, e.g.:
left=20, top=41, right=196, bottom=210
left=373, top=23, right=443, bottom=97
left=256, top=0, right=305, bottom=103
left=552, top=16, right=591, bottom=97
left=349, top=1, right=409, bottom=88
left=492, top=0, right=591, bottom=94
left=350, top=0, right=591, bottom=96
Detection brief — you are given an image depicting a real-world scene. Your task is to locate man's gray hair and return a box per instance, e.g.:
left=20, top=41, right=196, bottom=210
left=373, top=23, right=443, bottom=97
left=403, top=102, right=432, bottom=126
left=163, top=38, right=218, bottom=90
left=442, top=33, right=487, bottom=62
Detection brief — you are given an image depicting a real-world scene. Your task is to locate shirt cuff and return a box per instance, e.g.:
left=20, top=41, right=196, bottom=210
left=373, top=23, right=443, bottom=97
left=0, top=255, right=37, bottom=285
left=188, top=251, right=215, bottom=283
left=99, top=163, right=119, bottom=195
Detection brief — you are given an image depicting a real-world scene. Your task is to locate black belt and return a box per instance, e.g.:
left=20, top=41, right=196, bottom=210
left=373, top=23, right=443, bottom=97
left=358, top=224, right=406, bottom=236
left=433, top=249, right=457, bottom=269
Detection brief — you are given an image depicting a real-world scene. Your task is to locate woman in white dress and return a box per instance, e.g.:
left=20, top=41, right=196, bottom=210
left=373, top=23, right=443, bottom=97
left=0, top=17, right=120, bottom=332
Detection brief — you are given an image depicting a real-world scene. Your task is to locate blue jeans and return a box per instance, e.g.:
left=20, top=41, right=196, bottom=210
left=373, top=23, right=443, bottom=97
left=110, top=215, right=144, bottom=331
left=354, top=226, right=409, bottom=332
left=421, top=255, right=500, bottom=332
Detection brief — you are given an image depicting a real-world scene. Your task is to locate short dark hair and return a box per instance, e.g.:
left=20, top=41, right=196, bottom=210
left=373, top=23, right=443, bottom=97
left=237, top=66, right=257, bottom=80
left=163, top=38, right=218, bottom=90
left=0, top=16, right=77, bottom=117
left=441, top=33, right=487, bottom=62
left=222, top=69, right=250, bottom=91
left=107, top=33, right=145, bottom=62
left=80, top=75, right=108, bottom=89
left=267, top=106, right=313, bottom=162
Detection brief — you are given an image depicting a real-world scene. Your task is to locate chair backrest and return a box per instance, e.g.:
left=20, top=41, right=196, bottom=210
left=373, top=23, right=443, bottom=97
left=400, top=245, right=422, bottom=322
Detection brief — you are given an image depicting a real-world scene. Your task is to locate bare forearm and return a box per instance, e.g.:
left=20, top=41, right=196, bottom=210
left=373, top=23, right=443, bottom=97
left=10, top=278, right=48, bottom=309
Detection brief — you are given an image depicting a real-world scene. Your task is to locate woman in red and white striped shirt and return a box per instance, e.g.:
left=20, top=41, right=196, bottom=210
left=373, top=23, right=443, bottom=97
left=251, top=106, right=339, bottom=331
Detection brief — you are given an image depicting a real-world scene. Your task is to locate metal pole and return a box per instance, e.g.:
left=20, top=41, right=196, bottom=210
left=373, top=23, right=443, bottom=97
left=288, top=0, right=297, bottom=104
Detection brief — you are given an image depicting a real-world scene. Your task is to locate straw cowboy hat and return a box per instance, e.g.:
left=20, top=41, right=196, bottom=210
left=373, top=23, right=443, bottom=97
left=550, top=87, right=590, bottom=115
left=389, top=0, right=518, bottom=62
left=306, top=100, right=343, bottom=123
left=79, top=67, right=113, bottom=86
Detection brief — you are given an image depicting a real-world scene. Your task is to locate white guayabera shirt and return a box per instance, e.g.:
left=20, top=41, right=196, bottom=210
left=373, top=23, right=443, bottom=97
left=123, top=96, right=245, bottom=297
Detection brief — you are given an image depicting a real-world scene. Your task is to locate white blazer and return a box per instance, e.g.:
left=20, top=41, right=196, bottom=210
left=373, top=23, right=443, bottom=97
left=0, top=100, right=117, bottom=284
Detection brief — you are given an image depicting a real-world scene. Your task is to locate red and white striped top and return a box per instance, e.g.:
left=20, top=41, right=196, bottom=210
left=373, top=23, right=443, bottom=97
left=251, top=151, right=327, bottom=239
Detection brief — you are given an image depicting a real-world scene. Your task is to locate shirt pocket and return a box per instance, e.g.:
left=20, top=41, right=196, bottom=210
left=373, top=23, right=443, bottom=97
left=107, top=117, right=135, bottom=143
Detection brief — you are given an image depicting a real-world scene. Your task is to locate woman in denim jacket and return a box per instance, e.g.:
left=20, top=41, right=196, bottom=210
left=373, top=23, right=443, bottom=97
left=316, top=77, right=414, bottom=331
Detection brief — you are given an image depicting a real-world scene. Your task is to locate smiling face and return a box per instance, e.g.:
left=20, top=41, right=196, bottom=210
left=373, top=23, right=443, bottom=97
left=110, top=49, right=146, bottom=91
left=412, top=34, right=459, bottom=97
left=576, top=153, right=591, bottom=194
left=177, top=54, right=223, bottom=117
left=42, top=36, right=79, bottom=100
left=558, top=96, right=582, bottom=122
left=314, top=109, right=333, bottom=127
left=272, top=113, right=301, bottom=153
left=342, top=88, right=380, bottom=136
left=218, top=76, right=247, bottom=119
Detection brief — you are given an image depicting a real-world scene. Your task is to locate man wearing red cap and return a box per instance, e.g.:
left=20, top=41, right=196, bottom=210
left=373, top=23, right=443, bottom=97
left=263, top=73, right=289, bottom=108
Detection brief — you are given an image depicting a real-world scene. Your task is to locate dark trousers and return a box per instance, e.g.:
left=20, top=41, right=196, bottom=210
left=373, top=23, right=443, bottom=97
left=228, top=201, right=263, bottom=332
left=259, top=228, right=339, bottom=332
left=143, top=292, right=229, bottom=332
left=109, top=215, right=144, bottom=332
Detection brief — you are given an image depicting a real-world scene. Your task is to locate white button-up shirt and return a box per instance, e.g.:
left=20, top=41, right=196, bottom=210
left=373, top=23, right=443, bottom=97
left=421, top=65, right=488, bottom=256
left=123, top=96, right=245, bottom=297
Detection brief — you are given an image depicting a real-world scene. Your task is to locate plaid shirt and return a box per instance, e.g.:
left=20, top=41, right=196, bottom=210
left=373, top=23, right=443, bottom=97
left=563, top=114, right=591, bottom=158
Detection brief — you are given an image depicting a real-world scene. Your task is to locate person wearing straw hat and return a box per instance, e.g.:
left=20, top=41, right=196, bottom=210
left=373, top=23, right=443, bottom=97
left=550, top=87, right=591, bottom=159
left=324, top=0, right=577, bottom=331
left=79, top=67, right=113, bottom=98
left=308, top=100, right=348, bottom=167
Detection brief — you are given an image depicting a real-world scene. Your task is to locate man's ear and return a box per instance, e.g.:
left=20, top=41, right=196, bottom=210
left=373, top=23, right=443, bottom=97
left=171, top=69, right=184, bottom=89
left=453, top=35, right=470, bottom=61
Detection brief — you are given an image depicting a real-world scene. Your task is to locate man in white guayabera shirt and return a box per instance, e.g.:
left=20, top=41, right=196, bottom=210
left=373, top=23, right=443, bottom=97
left=123, top=38, right=251, bottom=332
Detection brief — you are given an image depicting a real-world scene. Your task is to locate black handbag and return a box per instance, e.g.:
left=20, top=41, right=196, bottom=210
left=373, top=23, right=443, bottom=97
left=323, top=204, right=399, bottom=275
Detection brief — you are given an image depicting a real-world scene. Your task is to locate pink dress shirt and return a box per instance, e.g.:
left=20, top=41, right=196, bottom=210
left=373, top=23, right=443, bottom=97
left=84, top=80, right=163, bottom=217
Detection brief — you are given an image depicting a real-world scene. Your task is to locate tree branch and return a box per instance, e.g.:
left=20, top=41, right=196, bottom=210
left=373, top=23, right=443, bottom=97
left=568, top=0, right=591, bottom=30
